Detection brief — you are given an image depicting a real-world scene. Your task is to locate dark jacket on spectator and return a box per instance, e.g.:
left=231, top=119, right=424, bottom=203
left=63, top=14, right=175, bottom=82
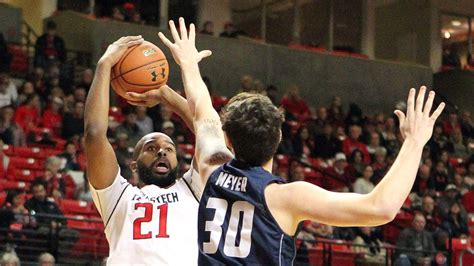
left=25, top=197, right=64, bottom=227
left=441, top=216, right=469, bottom=238
left=396, top=228, right=436, bottom=262
left=34, top=34, right=66, bottom=68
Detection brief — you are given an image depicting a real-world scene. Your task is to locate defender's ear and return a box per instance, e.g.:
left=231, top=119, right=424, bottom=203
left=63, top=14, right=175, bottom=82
left=130, top=161, right=138, bottom=172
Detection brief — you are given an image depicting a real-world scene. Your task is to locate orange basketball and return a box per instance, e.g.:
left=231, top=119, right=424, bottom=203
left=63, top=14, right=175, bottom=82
left=111, top=41, right=169, bottom=100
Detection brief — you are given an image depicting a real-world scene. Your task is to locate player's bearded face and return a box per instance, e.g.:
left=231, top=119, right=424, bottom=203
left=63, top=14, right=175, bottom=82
left=137, top=158, right=178, bottom=188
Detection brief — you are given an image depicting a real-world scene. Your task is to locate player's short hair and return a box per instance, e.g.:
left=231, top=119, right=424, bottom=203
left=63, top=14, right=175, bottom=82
left=221, top=93, right=284, bottom=166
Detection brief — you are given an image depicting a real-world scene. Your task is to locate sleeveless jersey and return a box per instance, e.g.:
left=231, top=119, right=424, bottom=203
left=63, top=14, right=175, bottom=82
left=197, top=159, right=296, bottom=265
left=90, top=167, right=202, bottom=265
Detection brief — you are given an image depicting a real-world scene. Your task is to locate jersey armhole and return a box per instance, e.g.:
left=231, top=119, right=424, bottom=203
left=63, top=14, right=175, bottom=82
left=261, top=180, right=296, bottom=238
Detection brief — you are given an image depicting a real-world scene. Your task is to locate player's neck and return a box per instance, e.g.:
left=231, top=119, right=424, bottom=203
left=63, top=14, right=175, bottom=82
left=261, top=158, right=273, bottom=173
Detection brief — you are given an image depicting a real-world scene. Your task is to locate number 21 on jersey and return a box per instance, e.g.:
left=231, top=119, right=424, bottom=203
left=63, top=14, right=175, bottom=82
left=203, top=197, right=255, bottom=258
left=133, top=203, right=169, bottom=239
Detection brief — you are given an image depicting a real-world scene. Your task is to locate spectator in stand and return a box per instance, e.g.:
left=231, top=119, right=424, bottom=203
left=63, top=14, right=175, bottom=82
left=41, top=97, right=63, bottom=137
left=419, top=195, right=441, bottom=232
left=35, top=156, right=66, bottom=198
left=292, top=126, right=315, bottom=159
left=437, top=184, right=466, bottom=220
left=135, top=106, right=153, bottom=135
left=76, top=172, right=92, bottom=202
left=73, top=86, right=87, bottom=103
left=239, top=74, right=254, bottom=93
left=441, top=202, right=469, bottom=238
left=428, top=161, right=450, bottom=193
left=342, top=125, right=370, bottom=164
left=14, top=94, right=41, bottom=133
left=314, top=123, right=340, bottom=160
left=321, top=152, right=351, bottom=192
left=453, top=173, right=470, bottom=195
left=34, top=21, right=66, bottom=69
left=115, top=133, right=133, bottom=180
left=78, top=68, right=93, bottom=91
left=25, top=181, right=78, bottom=251
left=58, top=141, right=81, bottom=171
left=0, top=33, right=12, bottom=73
left=289, top=165, right=305, bottom=183
left=445, top=127, right=469, bottom=158
left=353, top=165, right=375, bottom=194
left=367, top=132, right=384, bottom=159
left=460, top=111, right=473, bottom=138
left=443, top=112, right=461, bottom=136
left=0, top=252, right=20, bottom=266
left=219, top=22, right=241, bottom=38
left=0, top=139, right=9, bottom=179
left=265, top=85, right=279, bottom=105
left=0, top=106, right=25, bottom=146
left=62, top=101, right=84, bottom=140
left=115, top=107, right=143, bottom=147
left=29, top=67, right=46, bottom=96
left=308, top=107, right=328, bottom=136
left=414, top=163, right=432, bottom=195
left=352, top=227, right=386, bottom=265
left=130, top=11, right=145, bottom=25
left=371, top=147, right=388, bottom=182
left=200, top=21, right=214, bottom=36
left=111, top=6, right=125, bottom=21
left=328, top=96, right=343, bottom=123
left=0, top=73, right=17, bottom=108
left=346, top=149, right=366, bottom=180
left=280, top=84, right=310, bottom=121
left=395, top=213, right=436, bottom=266
left=38, top=252, right=55, bottom=266
left=345, top=103, right=364, bottom=126
left=0, top=190, right=36, bottom=231
left=16, top=81, right=35, bottom=106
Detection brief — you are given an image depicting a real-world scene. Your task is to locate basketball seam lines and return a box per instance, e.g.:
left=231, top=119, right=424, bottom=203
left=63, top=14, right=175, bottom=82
left=115, top=45, right=139, bottom=78
left=111, top=59, right=167, bottom=82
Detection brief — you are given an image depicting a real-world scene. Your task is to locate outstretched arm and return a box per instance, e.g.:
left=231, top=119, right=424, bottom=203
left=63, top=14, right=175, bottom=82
left=158, top=18, right=233, bottom=182
left=266, top=87, right=445, bottom=234
left=85, top=36, right=144, bottom=189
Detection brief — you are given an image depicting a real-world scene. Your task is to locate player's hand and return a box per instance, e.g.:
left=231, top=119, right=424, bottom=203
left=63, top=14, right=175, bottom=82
left=125, top=85, right=169, bottom=107
left=158, top=17, right=212, bottom=67
left=394, top=86, right=445, bottom=145
left=99, top=35, right=144, bottom=67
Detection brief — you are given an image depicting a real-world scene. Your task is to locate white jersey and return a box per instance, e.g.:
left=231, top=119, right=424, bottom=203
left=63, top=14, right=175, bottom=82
left=90, top=167, right=203, bottom=266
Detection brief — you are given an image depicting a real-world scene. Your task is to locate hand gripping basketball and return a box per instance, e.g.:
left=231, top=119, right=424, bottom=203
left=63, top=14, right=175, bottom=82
left=99, top=36, right=144, bottom=66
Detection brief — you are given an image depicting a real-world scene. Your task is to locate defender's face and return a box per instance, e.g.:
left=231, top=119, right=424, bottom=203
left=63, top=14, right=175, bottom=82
left=135, top=133, right=178, bottom=187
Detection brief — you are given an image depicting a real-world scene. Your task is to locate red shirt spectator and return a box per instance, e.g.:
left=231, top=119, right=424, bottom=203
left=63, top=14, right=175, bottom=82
left=280, top=85, right=310, bottom=121
left=42, top=97, right=63, bottom=137
left=321, top=153, right=352, bottom=191
left=342, top=125, right=370, bottom=164
left=14, top=94, right=41, bottom=133
left=442, top=112, right=461, bottom=136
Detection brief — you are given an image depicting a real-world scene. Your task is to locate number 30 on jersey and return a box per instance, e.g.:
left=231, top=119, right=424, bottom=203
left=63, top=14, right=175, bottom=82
left=203, top=197, right=255, bottom=258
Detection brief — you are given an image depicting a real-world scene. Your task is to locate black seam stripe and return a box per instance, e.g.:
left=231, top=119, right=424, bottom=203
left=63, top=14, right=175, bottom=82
left=111, top=59, right=167, bottom=81
left=105, top=184, right=130, bottom=229
left=182, top=177, right=200, bottom=203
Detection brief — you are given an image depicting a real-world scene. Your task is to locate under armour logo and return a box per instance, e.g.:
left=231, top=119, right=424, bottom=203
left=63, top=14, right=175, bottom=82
left=160, top=68, right=165, bottom=78
left=151, top=71, right=158, bottom=82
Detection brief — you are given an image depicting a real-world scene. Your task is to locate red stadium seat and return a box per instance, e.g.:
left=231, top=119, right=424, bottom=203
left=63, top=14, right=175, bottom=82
left=60, top=199, right=94, bottom=216
left=0, top=191, right=7, bottom=207
left=462, top=191, right=474, bottom=213
left=276, top=154, right=290, bottom=168
left=13, top=146, right=47, bottom=159
left=178, top=144, right=194, bottom=156
left=0, top=180, right=29, bottom=190
left=9, top=169, right=36, bottom=182
left=2, top=144, right=15, bottom=156
left=7, top=44, right=29, bottom=74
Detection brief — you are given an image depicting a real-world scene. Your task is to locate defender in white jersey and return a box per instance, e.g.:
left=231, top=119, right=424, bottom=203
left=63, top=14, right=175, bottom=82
left=84, top=36, right=205, bottom=265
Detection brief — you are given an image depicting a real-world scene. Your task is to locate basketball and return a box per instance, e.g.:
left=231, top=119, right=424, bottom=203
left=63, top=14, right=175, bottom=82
left=111, top=41, right=169, bottom=100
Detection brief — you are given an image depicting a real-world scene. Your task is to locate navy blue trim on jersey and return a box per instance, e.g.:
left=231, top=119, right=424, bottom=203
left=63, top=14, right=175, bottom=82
left=198, top=159, right=297, bottom=265
left=105, top=183, right=130, bottom=228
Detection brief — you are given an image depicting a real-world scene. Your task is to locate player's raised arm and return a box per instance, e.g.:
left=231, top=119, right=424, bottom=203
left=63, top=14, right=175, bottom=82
left=158, top=18, right=233, bottom=181
left=84, top=36, right=144, bottom=189
left=267, top=87, right=445, bottom=232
